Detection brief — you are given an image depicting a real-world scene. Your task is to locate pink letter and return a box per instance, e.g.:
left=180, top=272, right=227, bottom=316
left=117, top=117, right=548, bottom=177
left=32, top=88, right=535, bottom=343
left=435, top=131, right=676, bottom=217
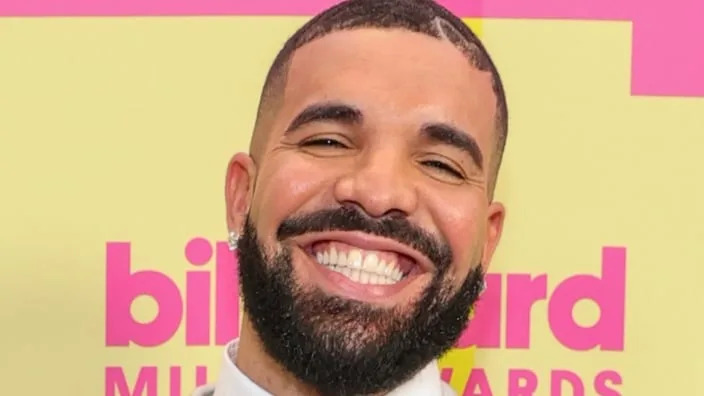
left=551, top=370, right=584, bottom=396
left=186, top=271, right=210, bottom=345
left=441, top=368, right=454, bottom=383
left=215, top=241, right=239, bottom=345
left=106, top=243, right=183, bottom=346
left=463, top=368, right=494, bottom=396
left=105, top=366, right=157, bottom=396
left=509, top=369, right=538, bottom=395
left=506, top=274, right=547, bottom=348
left=196, top=366, right=208, bottom=387
left=548, top=247, right=626, bottom=351
left=594, top=370, right=622, bottom=396
left=457, top=273, right=501, bottom=348
left=185, top=237, right=213, bottom=346
left=170, top=366, right=181, bottom=396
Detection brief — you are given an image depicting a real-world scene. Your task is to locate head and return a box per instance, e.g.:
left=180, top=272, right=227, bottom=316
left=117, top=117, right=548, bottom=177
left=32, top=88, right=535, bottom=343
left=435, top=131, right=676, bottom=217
left=225, top=0, right=508, bottom=395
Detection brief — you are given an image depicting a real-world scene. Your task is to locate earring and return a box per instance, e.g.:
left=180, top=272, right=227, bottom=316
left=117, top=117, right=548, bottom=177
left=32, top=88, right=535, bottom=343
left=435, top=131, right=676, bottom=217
left=227, top=231, right=239, bottom=251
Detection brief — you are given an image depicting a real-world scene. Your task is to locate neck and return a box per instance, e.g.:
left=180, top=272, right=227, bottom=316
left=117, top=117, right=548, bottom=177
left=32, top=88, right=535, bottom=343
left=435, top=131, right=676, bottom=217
left=235, top=313, right=319, bottom=396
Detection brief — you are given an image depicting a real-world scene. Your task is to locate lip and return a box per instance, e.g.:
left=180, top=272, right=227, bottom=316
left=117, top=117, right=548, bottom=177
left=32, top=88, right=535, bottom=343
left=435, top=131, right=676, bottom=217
left=290, top=230, right=435, bottom=274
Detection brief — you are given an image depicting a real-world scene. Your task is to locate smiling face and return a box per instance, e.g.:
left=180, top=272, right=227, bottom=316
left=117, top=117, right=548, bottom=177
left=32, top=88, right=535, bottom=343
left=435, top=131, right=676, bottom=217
left=226, top=27, right=505, bottom=395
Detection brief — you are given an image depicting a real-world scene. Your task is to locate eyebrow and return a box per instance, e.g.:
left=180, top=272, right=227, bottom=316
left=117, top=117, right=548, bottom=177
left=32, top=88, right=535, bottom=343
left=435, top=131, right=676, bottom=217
left=421, top=123, right=484, bottom=171
left=284, top=101, right=483, bottom=171
left=285, top=102, right=363, bottom=133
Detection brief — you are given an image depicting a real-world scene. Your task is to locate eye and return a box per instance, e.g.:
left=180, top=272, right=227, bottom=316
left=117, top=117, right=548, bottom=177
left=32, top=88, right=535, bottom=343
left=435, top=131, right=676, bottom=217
left=300, top=137, right=349, bottom=149
left=421, top=160, right=464, bottom=179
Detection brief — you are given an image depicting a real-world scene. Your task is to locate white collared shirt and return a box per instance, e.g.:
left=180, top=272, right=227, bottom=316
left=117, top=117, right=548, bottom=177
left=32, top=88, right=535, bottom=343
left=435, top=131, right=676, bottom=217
left=192, top=339, right=456, bottom=396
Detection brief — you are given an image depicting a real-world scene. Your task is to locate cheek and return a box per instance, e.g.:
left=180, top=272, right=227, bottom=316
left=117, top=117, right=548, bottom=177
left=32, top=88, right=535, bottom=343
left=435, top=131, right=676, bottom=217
left=249, top=154, right=336, bottom=241
left=428, top=191, right=486, bottom=275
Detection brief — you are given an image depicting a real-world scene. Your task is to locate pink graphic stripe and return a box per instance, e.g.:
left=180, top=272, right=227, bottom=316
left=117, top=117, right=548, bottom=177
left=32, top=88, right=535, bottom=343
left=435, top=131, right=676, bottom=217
left=1, top=0, right=701, bottom=97
left=628, top=0, right=704, bottom=97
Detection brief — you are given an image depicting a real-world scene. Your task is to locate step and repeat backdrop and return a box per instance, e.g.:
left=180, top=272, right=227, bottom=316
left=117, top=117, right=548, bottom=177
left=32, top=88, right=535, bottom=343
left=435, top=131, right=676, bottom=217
left=1, top=1, right=703, bottom=395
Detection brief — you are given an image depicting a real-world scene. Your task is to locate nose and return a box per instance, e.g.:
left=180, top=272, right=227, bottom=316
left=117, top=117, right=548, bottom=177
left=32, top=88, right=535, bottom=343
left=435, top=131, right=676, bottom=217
left=333, top=149, right=418, bottom=218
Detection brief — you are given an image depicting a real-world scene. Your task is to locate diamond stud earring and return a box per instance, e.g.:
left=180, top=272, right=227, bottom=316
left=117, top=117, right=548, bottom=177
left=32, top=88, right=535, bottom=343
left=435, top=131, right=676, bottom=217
left=479, top=279, right=487, bottom=295
left=227, top=231, right=239, bottom=251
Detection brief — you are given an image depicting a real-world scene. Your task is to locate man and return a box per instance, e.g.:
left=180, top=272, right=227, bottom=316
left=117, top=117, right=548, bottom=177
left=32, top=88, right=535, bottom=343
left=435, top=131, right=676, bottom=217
left=194, top=0, right=508, bottom=394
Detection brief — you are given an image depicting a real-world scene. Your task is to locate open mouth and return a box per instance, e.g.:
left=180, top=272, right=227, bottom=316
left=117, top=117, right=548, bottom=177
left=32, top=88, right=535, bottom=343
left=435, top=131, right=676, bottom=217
left=305, top=241, right=421, bottom=285
left=296, top=231, right=431, bottom=288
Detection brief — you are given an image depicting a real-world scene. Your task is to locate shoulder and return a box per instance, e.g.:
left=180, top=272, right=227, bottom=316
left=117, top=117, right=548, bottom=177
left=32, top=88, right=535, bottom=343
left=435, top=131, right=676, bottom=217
left=441, top=381, right=457, bottom=396
left=191, top=384, right=215, bottom=396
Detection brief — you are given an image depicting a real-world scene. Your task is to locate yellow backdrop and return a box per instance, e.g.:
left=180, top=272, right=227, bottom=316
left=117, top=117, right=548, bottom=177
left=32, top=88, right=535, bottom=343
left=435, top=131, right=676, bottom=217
left=1, top=12, right=702, bottom=396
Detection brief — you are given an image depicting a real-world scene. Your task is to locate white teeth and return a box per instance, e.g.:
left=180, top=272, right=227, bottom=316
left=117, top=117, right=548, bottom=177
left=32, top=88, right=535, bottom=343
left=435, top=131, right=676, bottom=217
left=363, top=253, right=378, bottom=271
left=350, top=269, right=361, bottom=282
left=313, top=247, right=407, bottom=285
left=360, top=271, right=370, bottom=284
left=349, top=249, right=363, bottom=269
left=338, top=251, right=348, bottom=268
left=381, top=260, right=391, bottom=276
left=330, top=247, right=338, bottom=265
left=369, top=273, right=379, bottom=285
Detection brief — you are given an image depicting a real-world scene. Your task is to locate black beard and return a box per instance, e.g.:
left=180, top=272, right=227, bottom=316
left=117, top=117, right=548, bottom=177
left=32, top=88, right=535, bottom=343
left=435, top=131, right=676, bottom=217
left=237, top=206, right=485, bottom=396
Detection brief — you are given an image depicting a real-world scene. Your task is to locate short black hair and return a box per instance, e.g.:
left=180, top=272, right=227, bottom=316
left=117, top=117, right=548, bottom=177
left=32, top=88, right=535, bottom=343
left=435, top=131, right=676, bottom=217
left=251, top=0, right=508, bottom=193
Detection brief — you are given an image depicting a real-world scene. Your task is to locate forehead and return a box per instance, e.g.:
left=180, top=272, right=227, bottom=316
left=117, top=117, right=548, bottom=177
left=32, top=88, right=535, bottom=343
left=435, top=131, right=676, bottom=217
left=280, top=28, right=498, bottom=153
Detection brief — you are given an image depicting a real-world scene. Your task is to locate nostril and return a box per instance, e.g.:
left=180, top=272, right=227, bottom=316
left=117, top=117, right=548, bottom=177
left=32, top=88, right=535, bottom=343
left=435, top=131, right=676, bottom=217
left=381, top=208, right=408, bottom=219
left=340, top=200, right=365, bottom=213
left=339, top=201, right=408, bottom=220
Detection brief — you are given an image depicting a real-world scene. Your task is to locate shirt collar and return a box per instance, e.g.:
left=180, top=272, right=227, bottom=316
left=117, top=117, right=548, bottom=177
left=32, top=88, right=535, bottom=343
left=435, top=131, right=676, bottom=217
left=202, top=339, right=454, bottom=396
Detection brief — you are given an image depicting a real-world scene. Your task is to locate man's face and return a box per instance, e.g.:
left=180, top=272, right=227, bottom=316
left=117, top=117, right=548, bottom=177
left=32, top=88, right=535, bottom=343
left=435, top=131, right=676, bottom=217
left=227, top=28, right=504, bottom=395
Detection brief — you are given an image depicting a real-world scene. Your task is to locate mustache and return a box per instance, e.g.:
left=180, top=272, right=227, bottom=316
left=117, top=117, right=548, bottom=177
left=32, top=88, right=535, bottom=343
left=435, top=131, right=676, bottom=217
left=276, top=206, right=453, bottom=272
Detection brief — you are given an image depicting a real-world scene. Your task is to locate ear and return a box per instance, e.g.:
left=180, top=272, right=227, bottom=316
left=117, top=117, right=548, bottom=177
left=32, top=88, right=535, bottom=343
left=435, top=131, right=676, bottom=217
left=225, top=152, right=257, bottom=235
left=480, top=201, right=506, bottom=273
